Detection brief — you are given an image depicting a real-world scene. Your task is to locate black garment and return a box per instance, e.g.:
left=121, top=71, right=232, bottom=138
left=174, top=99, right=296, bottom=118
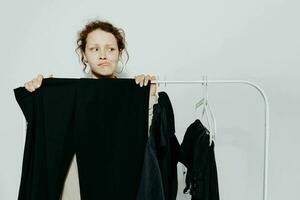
left=179, top=119, right=219, bottom=200
left=136, top=103, right=165, bottom=200
left=14, top=78, right=150, bottom=200
left=156, top=92, right=181, bottom=200
left=136, top=91, right=180, bottom=200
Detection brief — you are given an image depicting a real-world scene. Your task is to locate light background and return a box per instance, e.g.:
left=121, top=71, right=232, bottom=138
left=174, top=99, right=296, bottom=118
left=0, top=0, right=299, bottom=199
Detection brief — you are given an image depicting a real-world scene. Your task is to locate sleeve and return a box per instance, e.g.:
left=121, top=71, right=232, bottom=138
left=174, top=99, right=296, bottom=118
left=148, top=94, right=158, bottom=130
left=13, top=87, right=34, bottom=124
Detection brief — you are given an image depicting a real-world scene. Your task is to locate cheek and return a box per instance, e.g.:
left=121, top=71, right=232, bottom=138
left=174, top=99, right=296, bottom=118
left=108, top=54, right=119, bottom=62
left=86, top=54, right=98, bottom=63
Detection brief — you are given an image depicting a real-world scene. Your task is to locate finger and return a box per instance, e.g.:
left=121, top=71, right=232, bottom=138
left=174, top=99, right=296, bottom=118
left=134, top=76, right=139, bottom=84
left=37, top=74, right=43, bottom=85
left=139, top=75, right=145, bottom=87
left=24, top=82, right=30, bottom=91
left=24, top=81, right=35, bottom=92
left=30, top=81, right=37, bottom=91
left=27, top=81, right=35, bottom=92
left=37, top=75, right=44, bottom=86
left=134, top=75, right=142, bottom=84
left=136, top=74, right=145, bottom=86
left=32, top=79, right=40, bottom=88
left=144, top=75, right=151, bottom=86
left=150, top=75, right=157, bottom=84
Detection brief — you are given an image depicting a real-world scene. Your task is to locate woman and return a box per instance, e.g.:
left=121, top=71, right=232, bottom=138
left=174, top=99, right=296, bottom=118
left=23, top=19, right=158, bottom=199
left=24, top=20, right=157, bottom=94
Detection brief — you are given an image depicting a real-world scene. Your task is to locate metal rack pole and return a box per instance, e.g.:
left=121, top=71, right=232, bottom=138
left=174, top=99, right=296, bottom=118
left=151, top=79, right=269, bottom=200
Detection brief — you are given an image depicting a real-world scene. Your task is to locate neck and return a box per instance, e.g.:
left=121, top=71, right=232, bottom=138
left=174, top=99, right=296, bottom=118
left=90, top=72, right=117, bottom=79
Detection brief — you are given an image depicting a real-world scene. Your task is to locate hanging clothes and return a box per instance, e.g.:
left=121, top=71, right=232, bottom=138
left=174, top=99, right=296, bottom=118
left=14, top=78, right=150, bottom=200
left=136, top=103, right=165, bottom=200
left=179, top=119, right=220, bottom=200
left=136, top=91, right=181, bottom=200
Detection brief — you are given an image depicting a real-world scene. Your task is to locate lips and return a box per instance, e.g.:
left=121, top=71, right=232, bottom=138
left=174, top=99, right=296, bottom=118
left=98, top=62, right=110, bottom=67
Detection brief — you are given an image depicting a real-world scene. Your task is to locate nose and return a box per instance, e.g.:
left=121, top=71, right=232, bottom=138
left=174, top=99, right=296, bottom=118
left=99, top=50, right=107, bottom=60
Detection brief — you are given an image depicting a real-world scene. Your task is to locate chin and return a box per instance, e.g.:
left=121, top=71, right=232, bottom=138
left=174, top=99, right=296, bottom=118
left=91, top=70, right=115, bottom=78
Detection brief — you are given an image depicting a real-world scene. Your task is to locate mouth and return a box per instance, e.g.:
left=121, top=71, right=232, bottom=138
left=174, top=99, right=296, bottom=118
left=98, top=62, right=111, bottom=66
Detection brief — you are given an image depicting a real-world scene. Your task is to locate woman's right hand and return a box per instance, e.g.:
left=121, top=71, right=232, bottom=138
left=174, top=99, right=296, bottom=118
left=24, top=74, right=53, bottom=92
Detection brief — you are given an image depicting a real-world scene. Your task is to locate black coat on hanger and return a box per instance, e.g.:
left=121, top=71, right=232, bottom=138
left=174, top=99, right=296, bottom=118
left=137, top=91, right=180, bottom=200
left=179, top=119, right=220, bottom=200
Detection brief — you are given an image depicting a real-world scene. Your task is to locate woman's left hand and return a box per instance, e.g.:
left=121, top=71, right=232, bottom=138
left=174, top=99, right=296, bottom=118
left=134, top=74, right=157, bottom=96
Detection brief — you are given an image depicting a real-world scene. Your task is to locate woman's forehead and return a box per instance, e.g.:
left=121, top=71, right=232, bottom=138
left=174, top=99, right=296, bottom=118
left=86, top=29, right=117, bottom=45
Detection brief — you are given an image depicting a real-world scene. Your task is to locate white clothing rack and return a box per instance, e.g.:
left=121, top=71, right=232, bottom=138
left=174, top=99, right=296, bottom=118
left=151, top=79, right=269, bottom=200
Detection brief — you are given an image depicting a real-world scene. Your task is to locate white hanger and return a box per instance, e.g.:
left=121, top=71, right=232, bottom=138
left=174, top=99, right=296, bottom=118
left=154, top=74, right=166, bottom=96
left=194, top=75, right=217, bottom=146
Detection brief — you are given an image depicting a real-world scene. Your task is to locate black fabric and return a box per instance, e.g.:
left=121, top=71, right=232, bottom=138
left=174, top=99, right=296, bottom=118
left=179, top=119, right=219, bottom=200
left=14, top=78, right=150, bottom=200
left=136, top=103, right=165, bottom=200
left=136, top=91, right=180, bottom=200
left=156, top=92, right=181, bottom=200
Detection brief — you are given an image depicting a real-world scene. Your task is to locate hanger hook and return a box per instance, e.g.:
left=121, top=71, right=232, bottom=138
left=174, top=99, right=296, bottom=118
left=163, top=74, right=167, bottom=87
left=205, top=75, right=208, bottom=100
left=202, top=75, right=205, bottom=98
left=156, top=75, right=160, bottom=88
left=202, top=75, right=208, bottom=102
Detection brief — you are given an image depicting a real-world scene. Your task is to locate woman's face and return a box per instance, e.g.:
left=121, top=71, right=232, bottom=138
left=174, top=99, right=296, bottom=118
left=83, top=29, right=121, bottom=79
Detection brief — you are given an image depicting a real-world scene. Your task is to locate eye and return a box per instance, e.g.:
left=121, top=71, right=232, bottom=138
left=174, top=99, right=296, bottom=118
left=90, top=47, right=98, bottom=51
left=108, top=48, right=115, bottom=51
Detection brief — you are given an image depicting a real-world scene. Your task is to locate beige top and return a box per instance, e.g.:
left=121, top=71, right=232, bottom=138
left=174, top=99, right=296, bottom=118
left=60, top=95, right=158, bottom=200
